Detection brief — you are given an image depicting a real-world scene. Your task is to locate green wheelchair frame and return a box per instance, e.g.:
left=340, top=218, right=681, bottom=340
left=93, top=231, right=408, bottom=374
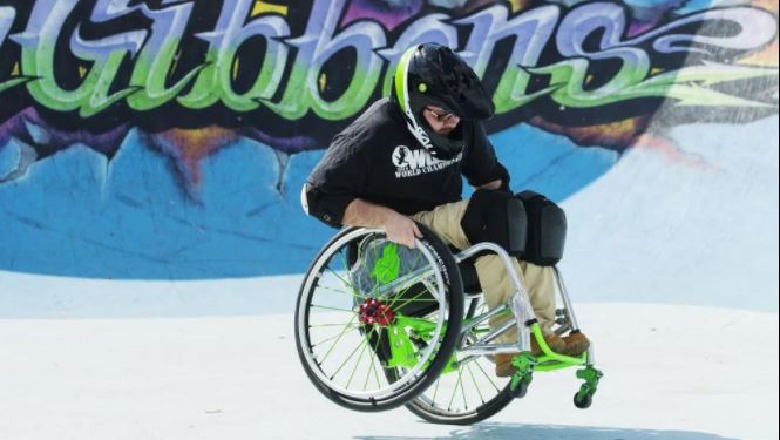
left=294, top=225, right=603, bottom=425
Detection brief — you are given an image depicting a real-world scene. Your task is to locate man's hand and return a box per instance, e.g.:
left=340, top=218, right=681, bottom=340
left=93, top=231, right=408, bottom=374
left=343, top=198, right=421, bottom=248
left=384, top=212, right=422, bottom=248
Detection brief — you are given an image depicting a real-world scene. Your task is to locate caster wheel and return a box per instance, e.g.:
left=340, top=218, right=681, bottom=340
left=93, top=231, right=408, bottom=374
left=574, top=393, right=592, bottom=409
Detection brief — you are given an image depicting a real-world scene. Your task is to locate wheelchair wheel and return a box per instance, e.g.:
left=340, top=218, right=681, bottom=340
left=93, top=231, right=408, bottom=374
left=401, top=295, right=515, bottom=424
left=294, top=224, right=464, bottom=412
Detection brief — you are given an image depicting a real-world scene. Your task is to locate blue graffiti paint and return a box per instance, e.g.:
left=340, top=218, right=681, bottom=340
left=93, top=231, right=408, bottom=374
left=0, top=124, right=614, bottom=279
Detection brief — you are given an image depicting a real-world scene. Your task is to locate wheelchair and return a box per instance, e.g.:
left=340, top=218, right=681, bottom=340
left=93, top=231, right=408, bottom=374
left=294, top=223, right=603, bottom=425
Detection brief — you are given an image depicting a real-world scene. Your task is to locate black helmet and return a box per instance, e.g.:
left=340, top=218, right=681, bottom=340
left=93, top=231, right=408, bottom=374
left=392, top=43, right=494, bottom=159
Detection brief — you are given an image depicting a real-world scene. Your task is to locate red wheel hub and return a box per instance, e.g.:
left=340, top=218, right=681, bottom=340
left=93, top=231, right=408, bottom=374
left=359, top=298, right=395, bottom=326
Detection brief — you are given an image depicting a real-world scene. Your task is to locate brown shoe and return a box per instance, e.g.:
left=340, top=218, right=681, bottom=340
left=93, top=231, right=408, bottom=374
left=494, top=334, right=568, bottom=377
left=562, top=331, right=591, bottom=356
left=535, top=333, right=567, bottom=356
left=494, top=353, right=517, bottom=378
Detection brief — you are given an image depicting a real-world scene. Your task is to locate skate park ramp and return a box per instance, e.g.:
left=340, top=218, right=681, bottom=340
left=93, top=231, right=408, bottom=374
left=0, top=1, right=778, bottom=439
left=1, top=115, right=777, bottom=316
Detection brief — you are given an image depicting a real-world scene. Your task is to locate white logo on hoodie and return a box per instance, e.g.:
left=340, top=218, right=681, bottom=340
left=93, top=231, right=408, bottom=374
left=392, top=145, right=461, bottom=178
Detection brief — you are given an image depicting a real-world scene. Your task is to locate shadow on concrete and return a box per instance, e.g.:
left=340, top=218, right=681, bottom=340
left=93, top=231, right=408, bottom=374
left=355, top=423, right=737, bottom=440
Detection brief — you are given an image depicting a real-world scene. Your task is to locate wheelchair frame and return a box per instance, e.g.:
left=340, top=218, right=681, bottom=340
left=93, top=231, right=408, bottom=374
left=376, top=239, right=598, bottom=390
left=295, top=226, right=603, bottom=423
left=452, top=242, right=593, bottom=368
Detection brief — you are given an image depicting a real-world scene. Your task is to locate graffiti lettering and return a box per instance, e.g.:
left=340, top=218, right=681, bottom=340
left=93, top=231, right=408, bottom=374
left=537, top=3, right=779, bottom=107
left=128, top=0, right=201, bottom=111
left=262, top=0, right=386, bottom=120
left=180, top=0, right=290, bottom=112
left=0, top=6, right=27, bottom=94
left=0, top=0, right=776, bottom=122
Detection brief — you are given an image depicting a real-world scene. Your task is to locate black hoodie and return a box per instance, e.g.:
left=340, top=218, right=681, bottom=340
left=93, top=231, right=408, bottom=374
left=304, top=98, right=506, bottom=227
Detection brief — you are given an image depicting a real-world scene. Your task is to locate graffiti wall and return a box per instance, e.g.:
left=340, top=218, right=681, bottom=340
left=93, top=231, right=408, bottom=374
left=0, top=0, right=777, bottom=279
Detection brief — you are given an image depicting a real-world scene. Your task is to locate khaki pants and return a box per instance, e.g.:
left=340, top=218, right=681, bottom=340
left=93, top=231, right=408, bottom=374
left=412, top=200, right=557, bottom=340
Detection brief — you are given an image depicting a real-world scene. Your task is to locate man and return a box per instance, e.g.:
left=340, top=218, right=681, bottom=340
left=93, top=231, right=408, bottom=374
left=301, top=42, right=589, bottom=377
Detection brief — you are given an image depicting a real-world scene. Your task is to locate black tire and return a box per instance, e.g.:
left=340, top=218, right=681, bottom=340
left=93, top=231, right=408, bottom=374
left=401, top=296, right=516, bottom=425
left=294, top=224, right=464, bottom=412
left=574, top=392, right=592, bottom=409
left=405, top=377, right=515, bottom=425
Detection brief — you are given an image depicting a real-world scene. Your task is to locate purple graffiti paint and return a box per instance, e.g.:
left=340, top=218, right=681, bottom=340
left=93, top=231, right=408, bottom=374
left=341, top=0, right=423, bottom=31
left=0, top=108, right=130, bottom=158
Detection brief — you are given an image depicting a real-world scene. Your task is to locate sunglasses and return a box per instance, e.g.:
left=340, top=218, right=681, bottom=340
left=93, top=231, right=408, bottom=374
left=425, top=107, right=459, bottom=123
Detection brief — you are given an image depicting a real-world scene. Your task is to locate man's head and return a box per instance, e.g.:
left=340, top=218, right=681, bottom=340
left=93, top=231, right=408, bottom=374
left=422, top=105, right=460, bottom=135
left=392, top=43, right=494, bottom=159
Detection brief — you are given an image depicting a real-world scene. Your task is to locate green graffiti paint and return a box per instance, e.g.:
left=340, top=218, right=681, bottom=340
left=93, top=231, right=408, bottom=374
left=529, top=60, right=778, bottom=108
left=129, top=40, right=203, bottom=111
left=22, top=43, right=136, bottom=116
left=493, top=64, right=551, bottom=113
left=179, top=14, right=290, bottom=112
left=0, top=76, right=30, bottom=94
left=311, top=66, right=381, bottom=121
left=82, top=51, right=138, bottom=117
left=1, top=1, right=776, bottom=125
left=178, top=48, right=221, bottom=110
left=264, top=60, right=310, bottom=120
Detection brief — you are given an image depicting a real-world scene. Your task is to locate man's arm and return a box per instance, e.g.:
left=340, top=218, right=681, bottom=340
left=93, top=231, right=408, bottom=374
left=344, top=198, right=421, bottom=248
left=303, top=124, right=370, bottom=227
left=463, top=123, right=510, bottom=191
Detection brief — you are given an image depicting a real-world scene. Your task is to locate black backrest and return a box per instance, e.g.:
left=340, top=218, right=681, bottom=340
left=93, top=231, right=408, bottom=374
left=453, top=248, right=482, bottom=296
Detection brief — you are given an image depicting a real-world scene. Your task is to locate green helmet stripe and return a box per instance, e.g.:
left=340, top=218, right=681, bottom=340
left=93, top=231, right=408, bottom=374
left=394, top=45, right=434, bottom=152
left=394, top=47, right=414, bottom=114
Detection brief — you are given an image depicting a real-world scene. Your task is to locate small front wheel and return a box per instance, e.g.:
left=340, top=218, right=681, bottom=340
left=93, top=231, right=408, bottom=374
left=574, top=392, right=592, bottom=409
left=573, top=365, right=602, bottom=409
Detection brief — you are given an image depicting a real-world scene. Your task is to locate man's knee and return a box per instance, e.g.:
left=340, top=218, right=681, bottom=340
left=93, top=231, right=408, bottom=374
left=461, top=189, right=567, bottom=266
left=461, top=189, right=528, bottom=256
left=517, top=191, right=567, bottom=266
